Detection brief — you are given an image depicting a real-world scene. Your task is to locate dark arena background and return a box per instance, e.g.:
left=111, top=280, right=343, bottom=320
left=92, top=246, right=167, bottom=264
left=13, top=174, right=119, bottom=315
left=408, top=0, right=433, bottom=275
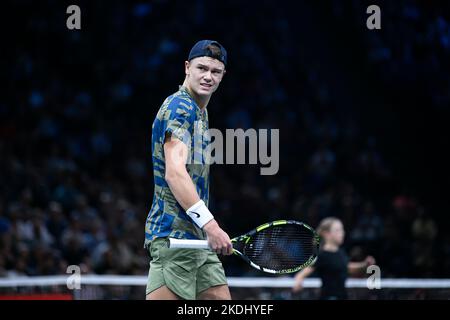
left=1, top=0, right=450, bottom=301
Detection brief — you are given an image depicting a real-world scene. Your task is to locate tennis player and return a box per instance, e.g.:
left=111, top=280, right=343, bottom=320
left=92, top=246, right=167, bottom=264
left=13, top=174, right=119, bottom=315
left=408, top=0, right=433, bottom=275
left=292, top=217, right=376, bottom=299
left=144, top=40, right=233, bottom=300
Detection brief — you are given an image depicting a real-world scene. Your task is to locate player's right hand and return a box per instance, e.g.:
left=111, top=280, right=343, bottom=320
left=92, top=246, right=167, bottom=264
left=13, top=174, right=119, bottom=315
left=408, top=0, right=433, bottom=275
left=203, top=219, right=233, bottom=255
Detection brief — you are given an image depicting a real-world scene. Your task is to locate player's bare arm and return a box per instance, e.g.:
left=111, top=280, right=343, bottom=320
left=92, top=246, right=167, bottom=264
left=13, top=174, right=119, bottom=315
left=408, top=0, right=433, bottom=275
left=164, top=134, right=233, bottom=255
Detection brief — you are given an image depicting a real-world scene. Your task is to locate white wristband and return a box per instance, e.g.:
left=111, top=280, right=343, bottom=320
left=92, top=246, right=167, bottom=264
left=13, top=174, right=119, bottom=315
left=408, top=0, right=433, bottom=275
left=186, top=200, right=214, bottom=229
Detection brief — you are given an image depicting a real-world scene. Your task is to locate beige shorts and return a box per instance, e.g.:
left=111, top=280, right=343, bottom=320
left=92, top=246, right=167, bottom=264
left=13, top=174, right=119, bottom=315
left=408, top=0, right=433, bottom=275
left=146, top=237, right=228, bottom=300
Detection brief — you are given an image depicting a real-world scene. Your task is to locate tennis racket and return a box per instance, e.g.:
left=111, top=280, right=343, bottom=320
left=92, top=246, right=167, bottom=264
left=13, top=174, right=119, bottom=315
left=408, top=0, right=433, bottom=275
left=168, top=220, right=320, bottom=274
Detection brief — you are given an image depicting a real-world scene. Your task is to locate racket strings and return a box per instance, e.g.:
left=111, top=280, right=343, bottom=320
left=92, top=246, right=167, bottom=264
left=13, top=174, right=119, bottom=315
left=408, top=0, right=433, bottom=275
left=243, top=224, right=318, bottom=271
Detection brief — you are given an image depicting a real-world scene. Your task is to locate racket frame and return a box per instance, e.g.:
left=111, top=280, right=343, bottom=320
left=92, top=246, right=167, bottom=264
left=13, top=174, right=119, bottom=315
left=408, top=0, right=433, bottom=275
left=168, top=220, right=320, bottom=274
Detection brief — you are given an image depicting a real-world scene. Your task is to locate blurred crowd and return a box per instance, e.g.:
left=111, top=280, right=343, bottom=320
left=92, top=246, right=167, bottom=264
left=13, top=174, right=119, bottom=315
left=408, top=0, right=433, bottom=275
left=1, top=0, right=449, bottom=286
left=360, top=0, right=450, bottom=109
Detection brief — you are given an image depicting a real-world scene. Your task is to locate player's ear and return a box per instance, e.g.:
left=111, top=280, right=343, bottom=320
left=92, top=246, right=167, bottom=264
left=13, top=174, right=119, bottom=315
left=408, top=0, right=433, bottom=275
left=185, top=61, right=190, bottom=75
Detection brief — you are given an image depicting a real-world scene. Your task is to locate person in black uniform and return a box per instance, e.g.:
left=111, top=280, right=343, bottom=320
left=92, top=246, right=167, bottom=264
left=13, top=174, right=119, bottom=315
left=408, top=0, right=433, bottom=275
left=292, top=217, right=376, bottom=300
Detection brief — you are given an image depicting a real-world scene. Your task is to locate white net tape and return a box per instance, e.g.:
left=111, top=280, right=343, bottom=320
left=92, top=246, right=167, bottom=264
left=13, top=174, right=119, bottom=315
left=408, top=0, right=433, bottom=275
left=1, top=276, right=449, bottom=288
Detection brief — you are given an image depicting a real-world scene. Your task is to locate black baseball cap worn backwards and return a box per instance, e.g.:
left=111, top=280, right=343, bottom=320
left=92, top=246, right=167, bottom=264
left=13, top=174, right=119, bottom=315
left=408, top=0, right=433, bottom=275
left=188, top=40, right=227, bottom=67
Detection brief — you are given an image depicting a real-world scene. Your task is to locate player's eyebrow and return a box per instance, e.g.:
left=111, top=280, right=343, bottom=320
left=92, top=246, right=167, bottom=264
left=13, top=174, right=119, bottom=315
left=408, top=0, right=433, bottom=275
left=197, top=63, right=224, bottom=73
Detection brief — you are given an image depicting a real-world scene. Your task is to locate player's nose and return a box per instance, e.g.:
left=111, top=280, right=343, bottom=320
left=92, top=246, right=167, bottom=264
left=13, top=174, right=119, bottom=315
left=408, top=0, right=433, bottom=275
left=203, top=71, right=212, bottom=81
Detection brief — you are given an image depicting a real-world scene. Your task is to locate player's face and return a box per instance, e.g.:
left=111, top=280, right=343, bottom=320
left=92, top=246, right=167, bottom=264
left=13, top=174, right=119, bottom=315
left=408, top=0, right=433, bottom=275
left=185, top=57, right=225, bottom=97
left=327, top=221, right=345, bottom=246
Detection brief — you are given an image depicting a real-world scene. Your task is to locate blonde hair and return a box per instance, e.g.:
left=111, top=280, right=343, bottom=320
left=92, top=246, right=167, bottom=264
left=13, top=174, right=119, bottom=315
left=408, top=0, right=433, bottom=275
left=316, top=217, right=342, bottom=238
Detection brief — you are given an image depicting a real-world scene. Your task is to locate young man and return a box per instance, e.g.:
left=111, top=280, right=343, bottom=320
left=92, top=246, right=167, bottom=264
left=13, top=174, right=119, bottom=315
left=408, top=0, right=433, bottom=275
left=144, top=40, right=233, bottom=300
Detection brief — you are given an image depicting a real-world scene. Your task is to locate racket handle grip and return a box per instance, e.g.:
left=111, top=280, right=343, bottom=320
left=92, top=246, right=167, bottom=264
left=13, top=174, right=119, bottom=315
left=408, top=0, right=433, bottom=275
left=168, top=238, right=210, bottom=249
